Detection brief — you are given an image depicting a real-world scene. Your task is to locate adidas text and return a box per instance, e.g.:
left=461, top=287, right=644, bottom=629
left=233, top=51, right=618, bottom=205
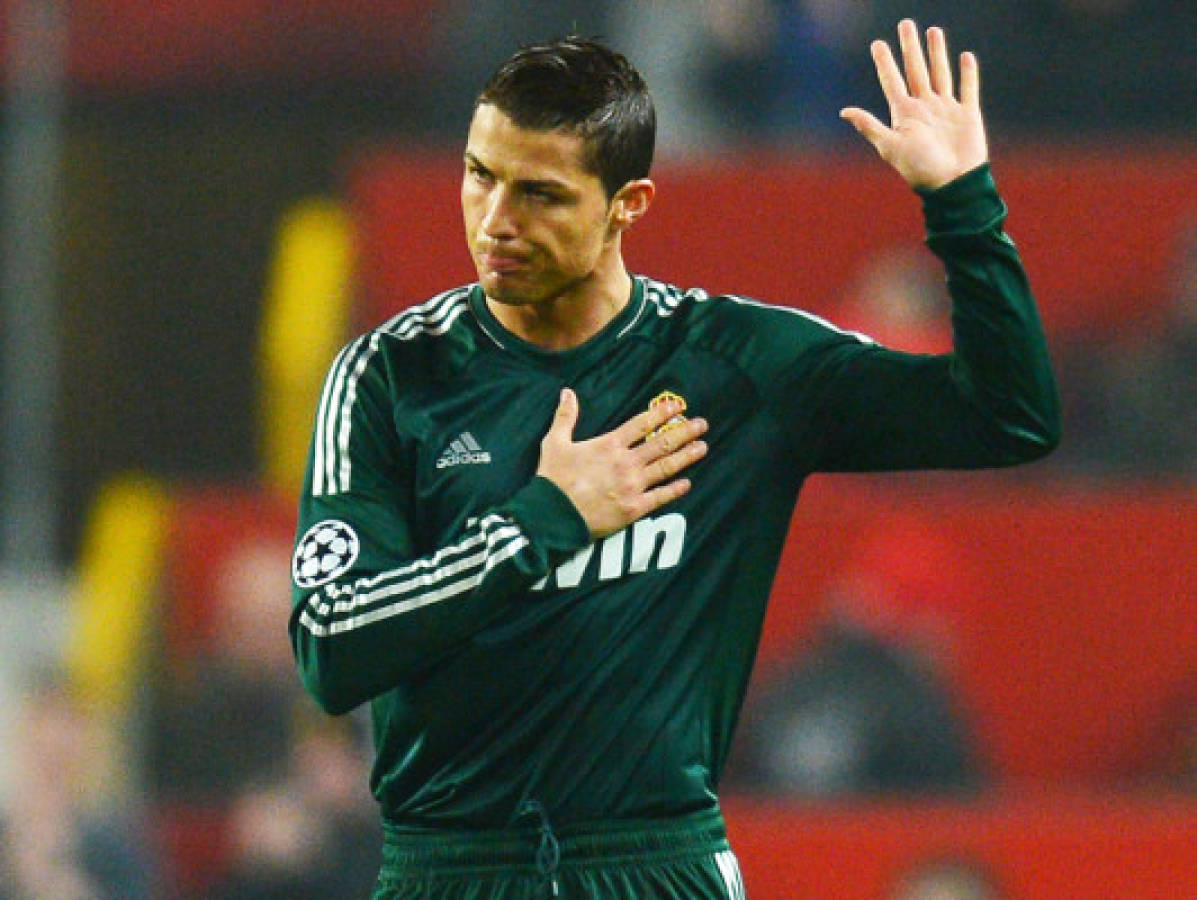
left=436, top=450, right=492, bottom=468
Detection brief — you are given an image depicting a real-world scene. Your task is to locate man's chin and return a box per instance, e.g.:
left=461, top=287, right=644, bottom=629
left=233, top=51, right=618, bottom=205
left=480, top=273, right=539, bottom=305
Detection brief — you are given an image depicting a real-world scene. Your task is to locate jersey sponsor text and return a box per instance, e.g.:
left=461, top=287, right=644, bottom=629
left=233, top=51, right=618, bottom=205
left=533, top=513, right=686, bottom=591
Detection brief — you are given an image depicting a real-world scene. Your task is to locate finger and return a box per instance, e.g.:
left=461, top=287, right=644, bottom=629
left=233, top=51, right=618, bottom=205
left=959, top=50, right=980, bottom=110
left=634, top=417, right=708, bottom=465
left=636, top=477, right=692, bottom=518
left=870, top=38, right=907, bottom=121
left=644, top=439, right=708, bottom=487
left=927, top=26, right=953, bottom=98
left=614, top=396, right=684, bottom=447
left=898, top=19, right=932, bottom=97
left=840, top=107, right=891, bottom=155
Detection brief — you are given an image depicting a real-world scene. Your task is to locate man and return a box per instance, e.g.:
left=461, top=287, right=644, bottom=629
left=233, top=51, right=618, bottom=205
left=290, top=21, right=1059, bottom=899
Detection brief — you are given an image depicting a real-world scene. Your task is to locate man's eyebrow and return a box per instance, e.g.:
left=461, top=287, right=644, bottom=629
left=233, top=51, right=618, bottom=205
left=518, top=177, right=570, bottom=193
left=464, top=152, right=572, bottom=194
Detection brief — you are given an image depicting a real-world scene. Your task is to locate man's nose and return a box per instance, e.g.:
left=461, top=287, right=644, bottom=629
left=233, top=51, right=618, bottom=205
left=481, top=187, right=518, bottom=239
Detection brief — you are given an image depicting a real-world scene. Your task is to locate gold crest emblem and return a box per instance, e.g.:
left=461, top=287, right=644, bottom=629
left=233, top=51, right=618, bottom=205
left=647, top=390, right=688, bottom=440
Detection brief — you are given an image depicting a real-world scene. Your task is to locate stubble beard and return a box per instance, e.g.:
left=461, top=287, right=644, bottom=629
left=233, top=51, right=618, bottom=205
left=481, top=264, right=593, bottom=310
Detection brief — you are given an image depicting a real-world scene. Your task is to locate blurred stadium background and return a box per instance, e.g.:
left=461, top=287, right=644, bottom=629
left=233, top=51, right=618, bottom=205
left=0, top=1, right=1194, bottom=897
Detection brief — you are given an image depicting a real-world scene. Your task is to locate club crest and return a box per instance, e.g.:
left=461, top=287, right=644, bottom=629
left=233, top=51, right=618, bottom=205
left=647, top=390, right=688, bottom=440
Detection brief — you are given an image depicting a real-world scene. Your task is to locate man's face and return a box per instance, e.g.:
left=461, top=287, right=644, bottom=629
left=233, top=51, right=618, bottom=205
left=462, top=103, right=616, bottom=306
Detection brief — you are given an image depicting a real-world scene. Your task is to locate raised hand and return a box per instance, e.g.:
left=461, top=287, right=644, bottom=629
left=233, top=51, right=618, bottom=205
left=840, top=19, right=988, bottom=191
left=536, top=388, right=708, bottom=539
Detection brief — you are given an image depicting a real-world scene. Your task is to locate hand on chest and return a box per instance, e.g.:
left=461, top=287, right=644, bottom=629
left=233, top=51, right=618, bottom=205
left=410, top=342, right=759, bottom=539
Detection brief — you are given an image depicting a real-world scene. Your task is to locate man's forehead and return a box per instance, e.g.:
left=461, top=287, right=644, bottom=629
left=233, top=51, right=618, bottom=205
left=465, top=104, right=597, bottom=184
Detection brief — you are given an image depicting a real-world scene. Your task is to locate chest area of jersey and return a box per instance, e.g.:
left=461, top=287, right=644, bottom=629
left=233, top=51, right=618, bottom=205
left=402, top=341, right=755, bottom=542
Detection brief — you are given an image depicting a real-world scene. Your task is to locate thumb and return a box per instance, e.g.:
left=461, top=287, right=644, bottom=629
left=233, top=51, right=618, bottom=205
left=546, top=387, right=579, bottom=442
left=839, top=107, right=890, bottom=152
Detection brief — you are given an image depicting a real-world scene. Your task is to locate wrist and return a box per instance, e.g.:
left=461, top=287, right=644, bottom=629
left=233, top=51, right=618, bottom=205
left=504, top=476, right=592, bottom=558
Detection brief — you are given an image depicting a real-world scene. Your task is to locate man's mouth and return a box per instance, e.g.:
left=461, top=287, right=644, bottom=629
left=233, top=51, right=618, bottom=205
left=481, top=252, right=527, bottom=274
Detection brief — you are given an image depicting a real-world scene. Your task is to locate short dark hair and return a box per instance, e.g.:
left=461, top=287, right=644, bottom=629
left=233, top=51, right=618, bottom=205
left=476, top=36, right=655, bottom=199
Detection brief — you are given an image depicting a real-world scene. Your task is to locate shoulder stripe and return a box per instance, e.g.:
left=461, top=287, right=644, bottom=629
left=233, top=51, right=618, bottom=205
left=312, top=341, right=350, bottom=497
left=312, top=287, right=475, bottom=498
left=640, top=277, right=873, bottom=344
left=725, top=294, right=875, bottom=344
left=314, top=334, right=375, bottom=497
left=335, top=331, right=383, bottom=493
left=642, top=278, right=710, bottom=318
left=386, top=287, right=471, bottom=340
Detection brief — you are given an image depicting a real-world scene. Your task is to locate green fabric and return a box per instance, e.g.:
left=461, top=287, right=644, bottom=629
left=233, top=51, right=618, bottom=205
left=371, top=809, right=741, bottom=899
left=370, top=855, right=738, bottom=900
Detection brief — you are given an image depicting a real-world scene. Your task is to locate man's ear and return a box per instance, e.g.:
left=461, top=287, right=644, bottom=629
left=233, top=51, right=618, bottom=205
left=610, top=179, right=655, bottom=232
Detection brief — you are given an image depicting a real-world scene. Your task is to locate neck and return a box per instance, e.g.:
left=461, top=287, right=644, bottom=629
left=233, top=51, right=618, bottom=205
left=486, top=266, right=633, bottom=352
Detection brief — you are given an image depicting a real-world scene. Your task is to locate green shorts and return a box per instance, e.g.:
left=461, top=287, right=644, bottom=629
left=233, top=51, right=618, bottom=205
left=372, top=806, right=746, bottom=899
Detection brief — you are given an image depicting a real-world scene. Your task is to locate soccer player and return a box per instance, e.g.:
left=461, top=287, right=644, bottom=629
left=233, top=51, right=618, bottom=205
left=290, top=20, right=1059, bottom=899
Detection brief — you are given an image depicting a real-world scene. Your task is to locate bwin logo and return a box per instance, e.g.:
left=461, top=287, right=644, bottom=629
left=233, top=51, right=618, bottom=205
left=533, top=513, right=686, bottom=591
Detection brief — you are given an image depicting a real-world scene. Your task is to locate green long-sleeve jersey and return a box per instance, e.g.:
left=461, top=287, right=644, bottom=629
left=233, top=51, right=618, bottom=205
left=289, top=164, right=1059, bottom=830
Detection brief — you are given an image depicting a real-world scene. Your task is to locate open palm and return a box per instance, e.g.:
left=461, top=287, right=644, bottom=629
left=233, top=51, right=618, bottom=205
left=841, top=20, right=989, bottom=191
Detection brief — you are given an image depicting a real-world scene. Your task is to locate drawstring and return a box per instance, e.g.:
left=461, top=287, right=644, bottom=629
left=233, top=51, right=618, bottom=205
left=517, top=799, right=561, bottom=897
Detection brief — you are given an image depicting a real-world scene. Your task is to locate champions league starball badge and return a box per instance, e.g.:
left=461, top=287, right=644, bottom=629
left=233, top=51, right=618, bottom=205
left=292, top=519, right=360, bottom=589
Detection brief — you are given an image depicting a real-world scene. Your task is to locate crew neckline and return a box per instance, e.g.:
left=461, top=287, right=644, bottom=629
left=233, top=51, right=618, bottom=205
left=469, top=278, right=647, bottom=368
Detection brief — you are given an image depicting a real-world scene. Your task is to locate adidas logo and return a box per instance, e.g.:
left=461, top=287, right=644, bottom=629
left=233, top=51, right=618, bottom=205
left=435, top=431, right=492, bottom=468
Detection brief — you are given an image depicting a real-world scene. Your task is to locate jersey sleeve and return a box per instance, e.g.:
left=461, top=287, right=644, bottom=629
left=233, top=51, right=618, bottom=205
left=780, top=163, right=1061, bottom=471
left=289, top=334, right=590, bottom=715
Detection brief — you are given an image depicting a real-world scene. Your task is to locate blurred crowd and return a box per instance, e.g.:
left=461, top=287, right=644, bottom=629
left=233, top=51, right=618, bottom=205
left=1051, top=217, right=1197, bottom=482
left=0, top=1, right=1194, bottom=897
left=414, top=0, right=1194, bottom=151
left=0, top=535, right=380, bottom=899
